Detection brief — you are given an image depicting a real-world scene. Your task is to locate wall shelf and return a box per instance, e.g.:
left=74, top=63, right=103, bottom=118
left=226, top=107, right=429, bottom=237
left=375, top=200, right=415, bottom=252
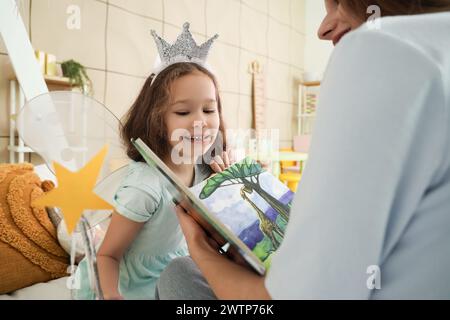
left=42, top=75, right=71, bottom=86
left=8, top=76, right=73, bottom=163
left=7, top=146, right=34, bottom=153
left=301, top=81, right=321, bottom=87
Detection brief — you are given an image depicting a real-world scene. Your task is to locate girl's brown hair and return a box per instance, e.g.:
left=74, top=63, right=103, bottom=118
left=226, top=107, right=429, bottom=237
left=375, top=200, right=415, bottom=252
left=340, top=0, right=450, bottom=21
left=121, top=62, right=227, bottom=162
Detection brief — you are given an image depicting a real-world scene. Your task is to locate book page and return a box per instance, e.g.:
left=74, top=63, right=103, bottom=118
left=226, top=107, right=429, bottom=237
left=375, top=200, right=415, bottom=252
left=190, top=165, right=293, bottom=271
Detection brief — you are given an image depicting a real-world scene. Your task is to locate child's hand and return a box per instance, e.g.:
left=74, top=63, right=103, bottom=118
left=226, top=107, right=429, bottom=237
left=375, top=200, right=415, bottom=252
left=210, top=150, right=235, bottom=173
left=104, top=294, right=124, bottom=300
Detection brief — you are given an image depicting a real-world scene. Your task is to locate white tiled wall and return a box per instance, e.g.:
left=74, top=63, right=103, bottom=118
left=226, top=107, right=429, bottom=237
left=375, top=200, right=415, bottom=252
left=269, top=0, right=291, bottom=23
left=266, top=60, right=292, bottom=103
left=109, top=0, right=163, bottom=20
left=304, top=0, right=333, bottom=75
left=206, top=0, right=240, bottom=46
left=268, top=20, right=290, bottom=63
left=242, top=0, right=268, bottom=13
left=0, top=0, right=306, bottom=164
left=107, top=6, right=161, bottom=78
left=104, top=72, right=146, bottom=120
left=291, top=0, right=306, bottom=33
left=220, top=92, right=240, bottom=129
left=240, top=5, right=268, bottom=56
left=239, top=94, right=253, bottom=129
left=164, top=0, right=207, bottom=34
left=85, top=68, right=106, bottom=104
left=31, top=0, right=107, bottom=70
left=209, top=41, right=240, bottom=93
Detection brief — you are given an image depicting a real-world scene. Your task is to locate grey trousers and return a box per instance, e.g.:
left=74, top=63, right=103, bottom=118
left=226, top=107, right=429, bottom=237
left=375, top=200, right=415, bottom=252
left=155, top=256, right=217, bottom=300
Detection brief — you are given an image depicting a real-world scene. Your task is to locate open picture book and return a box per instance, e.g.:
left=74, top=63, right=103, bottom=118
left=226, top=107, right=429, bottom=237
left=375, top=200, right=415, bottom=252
left=132, top=138, right=294, bottom=275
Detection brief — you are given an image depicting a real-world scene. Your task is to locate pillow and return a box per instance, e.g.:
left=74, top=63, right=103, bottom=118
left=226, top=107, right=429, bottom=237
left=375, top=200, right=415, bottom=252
left=0, top=163, right=69, bottom=294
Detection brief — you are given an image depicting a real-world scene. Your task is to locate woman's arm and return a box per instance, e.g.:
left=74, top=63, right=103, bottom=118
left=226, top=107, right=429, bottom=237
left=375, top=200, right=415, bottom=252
left=97, top=211, right=144, bottom=299
left=175, top=205, right=271, bottom=300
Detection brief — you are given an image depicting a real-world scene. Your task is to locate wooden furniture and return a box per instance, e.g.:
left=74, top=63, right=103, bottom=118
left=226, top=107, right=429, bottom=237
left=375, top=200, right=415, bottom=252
left=8, top=75, right=72, bottom=163
left=271, top=151, right=309, bottom=180
left=279, top=171, right=302, bottom=192
left=276, top=148, right=302, bottom=192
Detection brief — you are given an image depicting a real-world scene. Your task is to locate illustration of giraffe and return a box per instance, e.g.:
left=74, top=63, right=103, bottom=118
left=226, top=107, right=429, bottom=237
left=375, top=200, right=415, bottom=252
left=240, top=186, right=283, bottom=250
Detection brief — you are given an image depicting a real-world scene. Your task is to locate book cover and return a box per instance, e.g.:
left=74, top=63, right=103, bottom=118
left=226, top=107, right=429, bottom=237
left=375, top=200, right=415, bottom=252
left=131, top=138, right=293, bottom=275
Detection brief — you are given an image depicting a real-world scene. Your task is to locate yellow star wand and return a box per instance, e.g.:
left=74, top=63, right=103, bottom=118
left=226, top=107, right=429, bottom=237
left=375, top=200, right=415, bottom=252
left=33, top=145, right=114, bottom=234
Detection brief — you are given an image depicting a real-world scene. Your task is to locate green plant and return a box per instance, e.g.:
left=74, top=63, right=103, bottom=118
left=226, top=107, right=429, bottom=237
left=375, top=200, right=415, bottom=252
left=61, top=59, right=93, bottom=95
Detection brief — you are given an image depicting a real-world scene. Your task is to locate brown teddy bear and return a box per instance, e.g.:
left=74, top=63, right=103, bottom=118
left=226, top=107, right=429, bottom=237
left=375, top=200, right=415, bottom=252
left=0, top=163, right=69, bottom=294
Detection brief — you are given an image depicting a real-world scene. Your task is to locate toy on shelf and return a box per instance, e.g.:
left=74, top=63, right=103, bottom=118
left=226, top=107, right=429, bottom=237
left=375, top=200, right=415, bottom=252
left=298, top=81, right=320, bottom=136
left=304, top=92, right=317, bottom=114
left=34, top=50, right=60, bottom=77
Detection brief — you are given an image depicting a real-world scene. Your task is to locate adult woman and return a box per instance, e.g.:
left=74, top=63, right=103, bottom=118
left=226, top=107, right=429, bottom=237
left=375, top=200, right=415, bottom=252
left=158, top=0, right=450, bottom=299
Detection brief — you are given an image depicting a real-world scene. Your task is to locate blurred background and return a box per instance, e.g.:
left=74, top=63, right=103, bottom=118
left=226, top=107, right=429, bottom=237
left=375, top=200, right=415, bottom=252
left=1, top=0, right=333, bottom=188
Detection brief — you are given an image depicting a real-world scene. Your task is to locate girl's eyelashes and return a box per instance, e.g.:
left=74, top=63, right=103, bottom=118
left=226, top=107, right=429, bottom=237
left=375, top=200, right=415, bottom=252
left=203, top=104, right=218, bottom=113
left=174, top=108, right=216, bottom=115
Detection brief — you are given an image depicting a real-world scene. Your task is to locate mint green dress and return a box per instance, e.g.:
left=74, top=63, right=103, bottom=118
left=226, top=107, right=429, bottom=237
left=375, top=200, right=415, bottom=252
left=73, top=160, right=212, bottom=300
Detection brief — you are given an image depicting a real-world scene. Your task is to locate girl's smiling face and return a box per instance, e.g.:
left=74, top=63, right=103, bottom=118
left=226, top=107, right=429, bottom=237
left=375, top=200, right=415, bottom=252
left=164, top=70, right=221, bottom=162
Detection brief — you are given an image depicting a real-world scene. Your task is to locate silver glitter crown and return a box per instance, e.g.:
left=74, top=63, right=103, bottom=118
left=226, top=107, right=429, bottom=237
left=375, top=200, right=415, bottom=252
left=151, top=22, right=218, bottom=70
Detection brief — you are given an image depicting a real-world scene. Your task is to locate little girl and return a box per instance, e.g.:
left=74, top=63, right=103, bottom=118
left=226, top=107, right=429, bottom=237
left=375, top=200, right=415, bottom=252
left=74, top=23, right=231, bottom=299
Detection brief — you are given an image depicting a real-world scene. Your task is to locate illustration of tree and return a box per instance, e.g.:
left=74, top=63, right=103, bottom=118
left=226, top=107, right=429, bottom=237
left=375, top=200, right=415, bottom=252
left=199, top=157, right=290, bottom=222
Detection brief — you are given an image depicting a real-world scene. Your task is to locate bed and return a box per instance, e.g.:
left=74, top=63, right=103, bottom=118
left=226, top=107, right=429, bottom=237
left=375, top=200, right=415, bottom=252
left=0, top=277, right=71, bottom=300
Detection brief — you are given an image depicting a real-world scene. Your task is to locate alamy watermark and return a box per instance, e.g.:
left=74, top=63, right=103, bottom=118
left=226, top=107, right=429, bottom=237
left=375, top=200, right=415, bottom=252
left=366, top=5, right=382, bottom=30
left=66, top=4, right=81, bottom=30
left=169, top=123, right=280, bottom=166
left=366, top=265, right=381, bottom=290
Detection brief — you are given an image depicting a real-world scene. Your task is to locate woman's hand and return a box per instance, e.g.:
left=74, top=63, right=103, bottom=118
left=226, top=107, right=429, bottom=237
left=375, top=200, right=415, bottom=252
left=174, top=205, right=270, bottom=300
left=209, top=150, right=235, bottom=173
left=174, top=204, right=249, bottom=268
left=174, top=205, right=220, bottom=257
